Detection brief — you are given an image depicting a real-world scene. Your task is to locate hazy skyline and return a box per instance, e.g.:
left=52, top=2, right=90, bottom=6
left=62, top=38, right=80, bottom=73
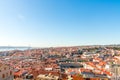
left=0, top=0, right=120, bottom=47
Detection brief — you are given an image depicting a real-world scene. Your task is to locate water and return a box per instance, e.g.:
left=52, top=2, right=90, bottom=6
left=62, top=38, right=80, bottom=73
left=0, top=47, right=31, bottom=51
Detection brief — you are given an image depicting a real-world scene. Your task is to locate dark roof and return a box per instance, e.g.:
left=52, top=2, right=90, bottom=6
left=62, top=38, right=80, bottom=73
left=60, top=63, right=83, bottom=68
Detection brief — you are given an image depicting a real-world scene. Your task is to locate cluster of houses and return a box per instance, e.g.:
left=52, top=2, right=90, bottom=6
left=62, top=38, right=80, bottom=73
left=0, top=46, right=120, bottom=80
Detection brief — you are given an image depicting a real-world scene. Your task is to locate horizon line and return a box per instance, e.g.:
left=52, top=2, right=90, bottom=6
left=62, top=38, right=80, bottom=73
left=0, top=44, right=120, bottom=48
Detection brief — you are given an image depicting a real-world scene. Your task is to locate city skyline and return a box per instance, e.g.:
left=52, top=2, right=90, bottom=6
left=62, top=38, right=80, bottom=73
left=0, top=0, right=120, bottom=47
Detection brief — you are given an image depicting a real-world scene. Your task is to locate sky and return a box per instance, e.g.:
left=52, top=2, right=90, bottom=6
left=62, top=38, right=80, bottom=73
left=0, top=0, right=120, bottom=47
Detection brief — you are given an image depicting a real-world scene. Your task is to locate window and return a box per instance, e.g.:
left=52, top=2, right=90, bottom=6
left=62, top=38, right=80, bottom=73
left=10, top=71, right=12, bottom=75
left=2, top=74, right=5, bottom=78
left=4, top=67, right=6, bottom=70
left=6, top=73, right=8, bottom=77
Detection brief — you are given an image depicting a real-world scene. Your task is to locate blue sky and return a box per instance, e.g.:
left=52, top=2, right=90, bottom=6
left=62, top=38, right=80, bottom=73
left=0, top=0, right=120, bottom=47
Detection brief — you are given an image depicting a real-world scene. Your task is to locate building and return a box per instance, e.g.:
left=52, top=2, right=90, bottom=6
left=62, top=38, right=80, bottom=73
left=36, top=74, right=59, bottom=80
left=0, top=63, right=14, bottom=80
left=111, top=64, right=120, bottom=80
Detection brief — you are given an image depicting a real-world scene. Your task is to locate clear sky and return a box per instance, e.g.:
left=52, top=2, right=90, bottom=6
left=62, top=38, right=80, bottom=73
left=0, top=0, right=120, bottom=47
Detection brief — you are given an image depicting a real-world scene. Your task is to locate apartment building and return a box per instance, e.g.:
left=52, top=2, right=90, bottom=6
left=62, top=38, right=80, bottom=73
left=0, top=63, right=14, bottom=80
left=111, top=64, right=120, bottom=80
